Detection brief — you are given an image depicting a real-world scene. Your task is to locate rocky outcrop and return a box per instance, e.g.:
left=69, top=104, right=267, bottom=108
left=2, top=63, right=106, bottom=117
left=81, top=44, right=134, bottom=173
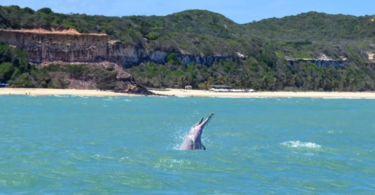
left=288, top=59, right=347, bottom=68
left=40, top=62, right=153, bottom=95
left=177, top=53, right=235, bottom=65
left=287, top=55, right=348, bottom=68
left=107, top=40, right=234, bottom=68
left=0, top=29, right=234, bottom=68
left=107, top=41, right=146, bottom=67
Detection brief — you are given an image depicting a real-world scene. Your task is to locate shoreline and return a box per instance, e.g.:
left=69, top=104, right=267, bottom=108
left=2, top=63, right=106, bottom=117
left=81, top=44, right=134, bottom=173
left=2, top=88, right=375, bottom=98
left=0, top=88, right=138, bottom=97
left=150, top=88, right=375, bottom=99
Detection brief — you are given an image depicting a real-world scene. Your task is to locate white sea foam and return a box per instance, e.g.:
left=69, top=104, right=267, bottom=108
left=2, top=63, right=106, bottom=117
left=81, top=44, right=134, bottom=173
left=322, top=97, right=361, bottom=99
left=154, top=158, right=191, bottom=168
left=104, top=98, right=113, bottom=101
left=251, top=96, right=271, bottom=99
left=281, top=141, right=321, bottom=149
left=212, top=96, right=271, bottom=99
left=53, top=95, right=69, bottom=98
left=328, top=130, right=343, bottom=134
left=322, top=97, right=349, bottom=99
left=91, top=154, right=113, bottom=160
left=215, top=96, right=241, bottom=98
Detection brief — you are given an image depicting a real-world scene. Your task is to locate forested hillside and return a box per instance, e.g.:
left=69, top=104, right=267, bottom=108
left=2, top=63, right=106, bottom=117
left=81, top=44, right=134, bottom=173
left=1, top=5, right=375, bottom=91
left=245, top=12, right=375, bottom=42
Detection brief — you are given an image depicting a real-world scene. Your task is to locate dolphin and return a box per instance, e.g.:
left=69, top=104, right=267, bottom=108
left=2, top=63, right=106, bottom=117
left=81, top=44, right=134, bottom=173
left=180, top=113, right=215, bottom=150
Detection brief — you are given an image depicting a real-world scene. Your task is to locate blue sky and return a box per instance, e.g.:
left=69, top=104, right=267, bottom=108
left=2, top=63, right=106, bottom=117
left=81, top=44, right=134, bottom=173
left=1, top=0, right=375, bottom=24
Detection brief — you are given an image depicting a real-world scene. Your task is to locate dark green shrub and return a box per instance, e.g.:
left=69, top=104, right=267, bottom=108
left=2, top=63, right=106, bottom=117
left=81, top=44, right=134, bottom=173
left=37, top=8, right=52, bottom=14
left=0, top=62, right=14, bottom=82
left=146, top=32, right=160, bottom=40
left=166, top=53, right=179, bottom=64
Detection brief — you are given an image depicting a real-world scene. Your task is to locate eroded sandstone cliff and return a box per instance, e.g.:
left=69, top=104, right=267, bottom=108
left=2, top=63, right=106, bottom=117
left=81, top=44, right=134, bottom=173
left=0, top=29, right=154, bottom=94
left=0, top=29, right=234, bottom=68
left=0, top=29, right=108, bottom=64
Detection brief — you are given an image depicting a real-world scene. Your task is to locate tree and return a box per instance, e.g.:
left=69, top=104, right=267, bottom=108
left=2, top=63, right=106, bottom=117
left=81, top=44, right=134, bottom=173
left=166, top=53, right=179, bottom=64
left=37, top=8, right=52, bottom=14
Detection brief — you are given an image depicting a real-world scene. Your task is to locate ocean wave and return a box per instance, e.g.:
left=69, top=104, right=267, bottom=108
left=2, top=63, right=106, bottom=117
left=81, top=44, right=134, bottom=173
left=91, top=154, right=113, bottom=160
left=214, top=96, right=272, bottom=99
left=322, top=97, right=366, bottom=99
left=322, top=97, right=353, bottom=99
left=281, top=141, right=321, bottom=149
left=328, top=130, right=343, bottom=134
left=214, top=96, right=241, bottom=98
left=53, top=95, right=70, bottom=98
left=154, top=158, right=193, bottom=169
left=104, top=98, right=113, bottom=101
left=52, top=94, right=90, bottom=98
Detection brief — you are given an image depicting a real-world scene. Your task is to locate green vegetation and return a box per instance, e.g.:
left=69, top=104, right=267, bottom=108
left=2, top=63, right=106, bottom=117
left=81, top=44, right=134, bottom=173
left=42, top=64, right=119, bottom=90
left=127, top=59, right=371, bottom=91
left=0, top=41, right=50, bottom=87
left=245, top=12, right=375, bottom=42
left=2, top=5, right=375, bottom=91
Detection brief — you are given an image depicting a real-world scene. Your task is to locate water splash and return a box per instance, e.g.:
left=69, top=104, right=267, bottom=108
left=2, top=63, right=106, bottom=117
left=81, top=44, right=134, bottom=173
left=281, top=141, right=321, bottom=149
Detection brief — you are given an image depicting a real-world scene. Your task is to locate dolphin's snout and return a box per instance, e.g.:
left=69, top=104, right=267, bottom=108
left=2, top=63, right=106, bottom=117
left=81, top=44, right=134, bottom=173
left=198, top=118, right=203, bottom=125
left=197, top=113, right=215, bottom=127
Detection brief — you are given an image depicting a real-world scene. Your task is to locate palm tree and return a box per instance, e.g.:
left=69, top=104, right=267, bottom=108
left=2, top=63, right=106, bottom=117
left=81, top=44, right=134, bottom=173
left=178, top=76, right=185, bottom=88
left=246, top=76, right=253, bottom=89
left=204, top=77, right=214, bottom=90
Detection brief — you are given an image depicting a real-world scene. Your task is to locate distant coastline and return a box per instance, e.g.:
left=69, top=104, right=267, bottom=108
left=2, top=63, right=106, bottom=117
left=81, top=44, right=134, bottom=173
left=2, top=88, right=375, bottom=99
left=149, top=88, right=375, bottom=99
left=0, top=88, right=137, bottom=97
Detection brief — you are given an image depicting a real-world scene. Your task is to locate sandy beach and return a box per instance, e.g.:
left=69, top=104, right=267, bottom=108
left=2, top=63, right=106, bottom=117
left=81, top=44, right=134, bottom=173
left=150, top=88, right=375, bottom=99
left=0, top=88, right=136, bottom=96
left=2, top=88, right=375, bottom=98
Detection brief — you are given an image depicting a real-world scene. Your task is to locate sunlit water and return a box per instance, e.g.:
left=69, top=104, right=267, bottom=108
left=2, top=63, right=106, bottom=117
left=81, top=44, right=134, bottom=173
left=0, top=95, right=375, bottom=194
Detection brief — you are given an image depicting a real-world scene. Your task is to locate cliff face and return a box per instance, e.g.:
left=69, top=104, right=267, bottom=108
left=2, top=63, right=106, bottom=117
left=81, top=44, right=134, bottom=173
left=108, top=41, right=147, bottom=67
left=287, top=55, right=348, bottom=68
left=108, top=40, right=235, bottom=68
left=0, top=30, right=108, bottom=64
left=0, top=30, right=234, bottom=67
left=288, top=59, right=347, bottom=68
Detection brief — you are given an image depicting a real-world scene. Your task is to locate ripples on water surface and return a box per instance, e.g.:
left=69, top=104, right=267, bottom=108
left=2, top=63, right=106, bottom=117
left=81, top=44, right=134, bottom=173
left=0, top=95, right=375, bottom=194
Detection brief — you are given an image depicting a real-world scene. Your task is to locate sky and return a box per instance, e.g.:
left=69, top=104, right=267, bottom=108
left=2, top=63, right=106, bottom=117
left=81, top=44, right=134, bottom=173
left=1, top=0, right=375, bottom=24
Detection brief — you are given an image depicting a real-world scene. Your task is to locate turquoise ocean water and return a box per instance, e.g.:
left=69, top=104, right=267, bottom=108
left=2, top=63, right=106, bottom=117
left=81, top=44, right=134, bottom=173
left=0, top=95, right=375, bottom=194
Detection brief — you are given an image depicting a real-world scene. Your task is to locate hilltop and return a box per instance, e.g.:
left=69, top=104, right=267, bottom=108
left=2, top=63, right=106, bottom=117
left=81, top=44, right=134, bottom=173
left=246, top=11, right=375, bottom=42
